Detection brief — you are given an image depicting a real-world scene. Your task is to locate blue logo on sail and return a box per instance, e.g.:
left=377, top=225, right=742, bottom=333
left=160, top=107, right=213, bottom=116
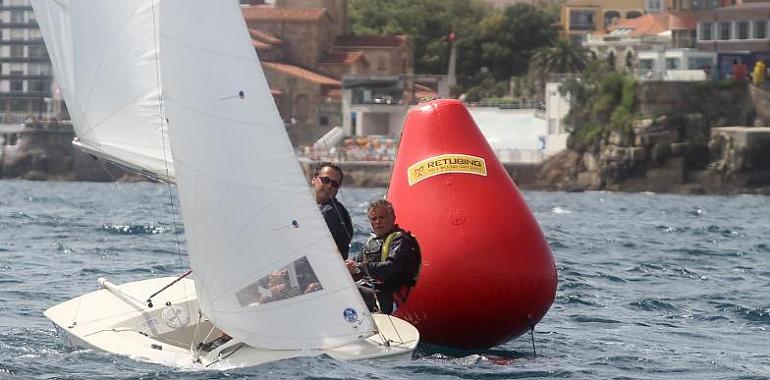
left=343, top=308, right=358, bottom=323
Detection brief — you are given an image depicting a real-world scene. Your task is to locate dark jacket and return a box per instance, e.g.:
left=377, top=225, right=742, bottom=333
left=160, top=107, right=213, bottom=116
left=320, top=197, right=353, bottom=259
left=356, top=226, right=421, bottom=313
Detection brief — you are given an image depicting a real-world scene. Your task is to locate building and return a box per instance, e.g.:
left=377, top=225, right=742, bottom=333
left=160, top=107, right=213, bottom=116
left=695, top=1, right=770, bottom=78
left=242, top=0, right=417, bottom=146
left=584, top=11, right=700, bottom=71
left=0, top=0, right=55, bottom=123
left=561, top=0, right=674, bottom=43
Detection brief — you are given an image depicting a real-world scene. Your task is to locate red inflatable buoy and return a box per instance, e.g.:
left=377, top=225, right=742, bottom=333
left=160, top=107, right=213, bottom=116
left=389, top=99, right=557, bottom=349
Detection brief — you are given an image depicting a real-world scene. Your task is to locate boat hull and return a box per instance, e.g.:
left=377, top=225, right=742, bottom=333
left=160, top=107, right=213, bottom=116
left=45, top=277, right=418, bottom=368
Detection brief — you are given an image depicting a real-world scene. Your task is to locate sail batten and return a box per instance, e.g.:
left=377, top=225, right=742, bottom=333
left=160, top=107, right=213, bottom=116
left=159, top=0, right=374, bottom=350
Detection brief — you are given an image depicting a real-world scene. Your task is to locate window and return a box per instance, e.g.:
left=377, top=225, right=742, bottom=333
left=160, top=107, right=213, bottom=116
left=626, top=10, right=643, bottom=19
left=604, top=11, right=620, bottom=27
left=569, top=9, right=596, bottom=31
left=29, top=80, right=48, bottom=92
left=319, top=116, right=329, bottom=126
left=666, top=57, right=681, bottom=70
left=377, top=56, right=387, bottom=72
left=639, top=59, right=654, bottom=70
left=736, top=21, right=749, bottom=40
left=10, top=10, right=24, bottom=23
left=718, top=22, right=731, bottom=40
left=688, top=57, right=713, bottom=70
left=9, top=45, right=23, bottom=58
left=10, top=80, right=23, bottom=92
left=646, top=0, right=662, bottom=12
left=754, top=21, right=767, bottom=39
left=699, top=22, right=714, bottom=40
left=235, top=257, right=322, bottom=307
left=28, top=45, right=45, bottom=58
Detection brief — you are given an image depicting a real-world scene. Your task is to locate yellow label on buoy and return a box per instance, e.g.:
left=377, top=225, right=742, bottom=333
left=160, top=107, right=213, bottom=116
left=407, top=154, right=487, bottom=186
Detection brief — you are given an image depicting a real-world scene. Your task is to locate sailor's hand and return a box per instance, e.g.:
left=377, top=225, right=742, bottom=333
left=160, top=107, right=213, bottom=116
left=345, top=260, right=359, bottom=274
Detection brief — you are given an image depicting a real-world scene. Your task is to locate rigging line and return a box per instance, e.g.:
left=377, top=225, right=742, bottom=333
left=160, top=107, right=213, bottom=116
left=151, top=0, right=193, bottom=348
left=530, top=327, right=537, bottom=358
left=72, top=160, right=121, bottom=327
left=150, top=0, right=183, bottom=264
left=358, top=254, right=388, bottom=343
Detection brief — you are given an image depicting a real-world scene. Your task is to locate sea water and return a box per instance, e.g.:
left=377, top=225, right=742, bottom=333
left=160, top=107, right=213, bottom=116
left=0, top=180, right=769, bottom=379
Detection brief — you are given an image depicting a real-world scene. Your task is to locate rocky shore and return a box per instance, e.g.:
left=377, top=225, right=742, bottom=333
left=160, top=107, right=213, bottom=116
left=534, top=82, right=770, bottom=195
left=5, top=82, right=770, bottom=196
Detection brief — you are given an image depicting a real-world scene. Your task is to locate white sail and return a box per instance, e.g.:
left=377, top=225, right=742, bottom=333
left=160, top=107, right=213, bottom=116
left=31, top=0, right=174, bottom=182
left=159, top=0, right=375, bottom=350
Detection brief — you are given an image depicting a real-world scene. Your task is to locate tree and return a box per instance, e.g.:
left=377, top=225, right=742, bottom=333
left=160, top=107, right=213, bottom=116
left=456, top=4, right=558, bottom=85
left=348, top=0, right=491, bottom=75
left=530, top=38, right=591, bottom=78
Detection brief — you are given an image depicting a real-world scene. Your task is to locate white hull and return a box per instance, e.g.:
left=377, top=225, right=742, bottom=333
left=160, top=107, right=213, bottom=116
left=45, top=277, right=418, bottom=369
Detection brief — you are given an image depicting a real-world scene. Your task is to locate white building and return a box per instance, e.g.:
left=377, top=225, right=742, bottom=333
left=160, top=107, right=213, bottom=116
left=544, top=82, right=570, bottom=157
left=637, top=48, right=716, bottom=81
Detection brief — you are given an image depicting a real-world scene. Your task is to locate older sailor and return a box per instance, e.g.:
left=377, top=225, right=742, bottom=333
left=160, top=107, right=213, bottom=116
left=345, top=199, right=421, bottom=314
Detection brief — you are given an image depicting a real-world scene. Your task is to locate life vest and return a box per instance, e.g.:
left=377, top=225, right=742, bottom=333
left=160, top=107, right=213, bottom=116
left=378, top=230, right=420, bottom=306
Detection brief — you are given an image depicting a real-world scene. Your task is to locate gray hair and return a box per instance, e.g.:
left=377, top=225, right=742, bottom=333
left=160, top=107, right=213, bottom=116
left=367, top=199, right=395, bottom=218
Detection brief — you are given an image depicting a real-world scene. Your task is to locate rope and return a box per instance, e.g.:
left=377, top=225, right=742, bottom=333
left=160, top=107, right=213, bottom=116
left=150, top=0, right=195, bottom=354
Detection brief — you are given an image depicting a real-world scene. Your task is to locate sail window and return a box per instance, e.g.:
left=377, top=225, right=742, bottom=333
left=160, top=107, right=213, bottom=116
left=236, top=256, right=323, bottom=306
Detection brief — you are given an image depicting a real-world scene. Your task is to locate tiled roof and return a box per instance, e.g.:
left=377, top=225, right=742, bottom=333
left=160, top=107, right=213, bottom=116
left=335, top=35, right=408, bottom=47
left=667, top=12, right=697, bottom=31
left=414, top=84, right=438, bottom=99
left=249, top=28, right=282, bottom=45
left=262, top=62, right=341, bottom=86
left=252, top=39, right=271, bottom=50
left=612, top=13, right=668, bottom=37
left=318, top=51, right=367, bottom=65
left=610, top=12, right=696, bottom=37
left=242, top=6, right=328, bottom=22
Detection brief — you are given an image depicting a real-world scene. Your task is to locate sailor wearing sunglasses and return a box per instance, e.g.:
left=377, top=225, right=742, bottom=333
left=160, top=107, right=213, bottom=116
left=312, top=162, right=354, bottom=259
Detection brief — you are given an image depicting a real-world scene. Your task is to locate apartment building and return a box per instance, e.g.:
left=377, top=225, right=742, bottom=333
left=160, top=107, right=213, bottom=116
left=0, top=0, right=54, bottom=123
left=696, top=1, right=770, bottom=78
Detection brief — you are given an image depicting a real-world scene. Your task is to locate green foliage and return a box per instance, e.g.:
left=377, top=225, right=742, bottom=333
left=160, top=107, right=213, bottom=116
left=349, top=1, right=558, bottom=93
left=348, top=0, right=492, bottom=75
left=561, top=63, right=640, bottom=146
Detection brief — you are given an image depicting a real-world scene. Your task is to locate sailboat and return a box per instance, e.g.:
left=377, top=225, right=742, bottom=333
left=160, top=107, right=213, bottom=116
left=32, top=0, right=418, bottom=368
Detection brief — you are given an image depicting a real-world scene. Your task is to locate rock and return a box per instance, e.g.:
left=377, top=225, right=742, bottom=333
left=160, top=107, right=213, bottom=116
left=632, top=119, right=653, bottom=135
left=577, top=171, right=603, bottom=190
left=582, top=153, right=599, bottom=172
left=650, top=143, right=671, bottom=163
left=608, top=130, right=632, bottom=146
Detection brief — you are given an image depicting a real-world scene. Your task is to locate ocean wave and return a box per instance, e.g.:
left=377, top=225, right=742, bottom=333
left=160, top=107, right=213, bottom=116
left=100, top=223, right=169, bottom=235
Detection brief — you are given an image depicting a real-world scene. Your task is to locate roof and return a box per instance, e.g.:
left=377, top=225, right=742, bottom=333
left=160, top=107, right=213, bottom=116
left=318, top=51, right=367, bottom=65
left=249, top=28, right=282, bottom=45
left=608, top=12, right=697, bottom=38
left=262, top=62, right=341, bottom=86
left=242, top=6, right=329, bottom=22
left=414, top=84, right=438, bottom=100
left=335, top=35, right=409, bottom=48
left=252, top=39, right=272, bottom=50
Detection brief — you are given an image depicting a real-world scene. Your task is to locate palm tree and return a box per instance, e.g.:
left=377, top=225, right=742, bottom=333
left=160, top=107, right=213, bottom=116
left=529, top=38, right=592, bottom=100
left=530, top=38, right=591, bottom=79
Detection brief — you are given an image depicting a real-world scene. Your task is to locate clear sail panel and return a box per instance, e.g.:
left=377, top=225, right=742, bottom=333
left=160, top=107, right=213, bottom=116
left=236, top=257, right=322, bottom=306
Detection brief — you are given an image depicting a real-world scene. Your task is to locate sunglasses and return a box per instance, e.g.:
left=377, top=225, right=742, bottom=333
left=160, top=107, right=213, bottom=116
left=317, top=176, right=340, bottom=188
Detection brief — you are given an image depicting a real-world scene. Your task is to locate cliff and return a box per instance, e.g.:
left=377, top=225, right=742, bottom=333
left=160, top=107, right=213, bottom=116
left=535, top=82, right=770, bottom=195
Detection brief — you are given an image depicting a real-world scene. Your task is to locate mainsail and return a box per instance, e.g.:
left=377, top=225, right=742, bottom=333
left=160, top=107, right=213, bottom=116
left=159, top=0, right=374, bottom=349
left=31, top=0, right=174, bottom=182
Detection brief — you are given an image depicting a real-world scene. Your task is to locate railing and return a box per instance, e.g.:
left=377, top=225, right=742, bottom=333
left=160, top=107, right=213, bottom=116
left=299, top=146, right=545, bottom=164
